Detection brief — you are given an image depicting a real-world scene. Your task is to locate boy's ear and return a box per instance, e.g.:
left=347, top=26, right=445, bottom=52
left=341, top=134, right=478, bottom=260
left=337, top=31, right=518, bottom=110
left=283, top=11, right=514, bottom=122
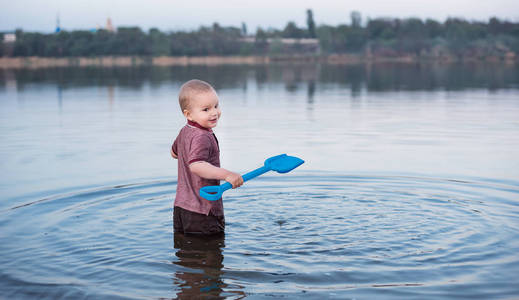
left=183, top=109, right=192, bottom=121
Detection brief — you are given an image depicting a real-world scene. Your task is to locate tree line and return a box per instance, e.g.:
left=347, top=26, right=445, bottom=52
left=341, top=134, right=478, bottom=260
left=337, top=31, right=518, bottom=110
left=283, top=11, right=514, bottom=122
left=2, top=10, right=518, bottom=59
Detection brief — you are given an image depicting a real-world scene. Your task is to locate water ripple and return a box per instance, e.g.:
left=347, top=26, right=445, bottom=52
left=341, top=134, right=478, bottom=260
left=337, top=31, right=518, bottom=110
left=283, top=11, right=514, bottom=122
left=1, top=174, right=518, bottom=299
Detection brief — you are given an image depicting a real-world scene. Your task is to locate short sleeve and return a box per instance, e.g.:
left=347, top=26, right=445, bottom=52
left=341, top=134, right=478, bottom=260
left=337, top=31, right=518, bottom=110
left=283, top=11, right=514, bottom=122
left=188, top=134, right=211, bottom=165
left=172, top=138, right=178, bottom=156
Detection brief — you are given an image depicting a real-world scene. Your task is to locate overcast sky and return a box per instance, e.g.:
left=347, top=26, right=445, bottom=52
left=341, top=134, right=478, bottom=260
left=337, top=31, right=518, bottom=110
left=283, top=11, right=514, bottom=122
left=2, top=0, right=519, bottom=33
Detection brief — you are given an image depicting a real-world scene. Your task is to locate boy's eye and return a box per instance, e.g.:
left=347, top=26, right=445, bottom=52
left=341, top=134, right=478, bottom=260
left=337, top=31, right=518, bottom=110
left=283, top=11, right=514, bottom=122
left=203, top=108, right=209, bottom=112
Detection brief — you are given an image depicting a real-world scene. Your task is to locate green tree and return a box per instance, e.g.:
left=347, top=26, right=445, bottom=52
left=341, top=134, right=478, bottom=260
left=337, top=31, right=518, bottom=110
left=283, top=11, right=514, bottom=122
left=307, top=9, right=316, bottom=38
left=255, top=27, right=269, bottom=53
left=68, top=31, right=94, bottom=56
left=114, top=27, right=147, bottom=55
left=316, top=25, right=334, bottom=52
left=367, top=18, right=395, bottom=39
left=283, top=21, right=305, bottom=38
left=351, top=11, right=362, bottom=28
left=148, top=28, right=169, bottom=56
left=425, top=19, right=442, bottom=38
left=241, top=22, right=247, bottom=36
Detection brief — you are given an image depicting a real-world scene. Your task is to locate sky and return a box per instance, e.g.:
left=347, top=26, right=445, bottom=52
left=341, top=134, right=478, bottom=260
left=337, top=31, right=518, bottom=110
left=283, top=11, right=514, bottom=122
left=1, top=0, right=519, bottom=33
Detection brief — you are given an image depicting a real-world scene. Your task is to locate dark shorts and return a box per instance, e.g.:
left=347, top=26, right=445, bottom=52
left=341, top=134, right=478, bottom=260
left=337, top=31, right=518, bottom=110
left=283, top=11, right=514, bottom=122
left=173, top=206, right=225, bottom=235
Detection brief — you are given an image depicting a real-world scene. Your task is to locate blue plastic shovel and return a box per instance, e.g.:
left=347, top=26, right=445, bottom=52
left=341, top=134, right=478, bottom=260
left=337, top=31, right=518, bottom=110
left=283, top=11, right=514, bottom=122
left=199, top=154, right=304, bottom=201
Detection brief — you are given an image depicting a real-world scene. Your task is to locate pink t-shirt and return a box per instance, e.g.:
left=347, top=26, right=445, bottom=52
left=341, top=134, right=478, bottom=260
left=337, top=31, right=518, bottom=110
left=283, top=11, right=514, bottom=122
left=172, top=120, right=224, bottom=216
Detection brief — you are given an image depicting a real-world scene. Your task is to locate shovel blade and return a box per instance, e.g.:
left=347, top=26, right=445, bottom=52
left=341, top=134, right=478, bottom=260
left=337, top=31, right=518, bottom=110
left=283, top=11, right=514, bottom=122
left=265, top=154, right=304, bottom=173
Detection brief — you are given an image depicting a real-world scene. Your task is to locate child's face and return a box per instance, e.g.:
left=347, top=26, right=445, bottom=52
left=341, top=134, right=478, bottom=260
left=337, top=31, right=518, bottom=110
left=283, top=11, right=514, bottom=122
left=184, top=90, right=221, bottom=129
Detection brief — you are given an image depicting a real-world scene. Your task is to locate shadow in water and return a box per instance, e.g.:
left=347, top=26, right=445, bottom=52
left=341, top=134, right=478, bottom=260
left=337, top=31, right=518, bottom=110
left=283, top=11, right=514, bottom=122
left=172, top=233, right=244, bottom=299
left=2, top=62, right=518, bottom=94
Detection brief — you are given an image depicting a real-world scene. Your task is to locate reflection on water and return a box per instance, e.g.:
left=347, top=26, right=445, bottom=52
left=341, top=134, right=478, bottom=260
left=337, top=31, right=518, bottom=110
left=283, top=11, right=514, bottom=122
left=173, top=233, right=225, bottom=298
left=2, top=62, right=518, bottom=94
left=1, top=63, right=518, bottom=202
left=173, top=233, right=244, bottom=299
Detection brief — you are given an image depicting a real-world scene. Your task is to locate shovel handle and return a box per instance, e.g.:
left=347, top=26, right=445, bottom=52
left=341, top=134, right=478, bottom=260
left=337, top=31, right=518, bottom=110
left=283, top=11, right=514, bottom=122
left=242, top=165, right=270, bottom=182
left=199, top=165, right=271, bottom=201
left=199, top=182, right=232, bottom=201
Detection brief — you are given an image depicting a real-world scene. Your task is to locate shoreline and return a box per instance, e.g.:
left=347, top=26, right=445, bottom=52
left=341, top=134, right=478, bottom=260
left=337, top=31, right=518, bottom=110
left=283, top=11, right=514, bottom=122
left=0, top=54, right=516, bottom=69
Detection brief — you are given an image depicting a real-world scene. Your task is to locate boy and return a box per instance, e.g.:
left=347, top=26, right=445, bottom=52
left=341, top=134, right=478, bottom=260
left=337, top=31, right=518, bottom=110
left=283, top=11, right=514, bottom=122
left=170, top=79, right=243, bottom=235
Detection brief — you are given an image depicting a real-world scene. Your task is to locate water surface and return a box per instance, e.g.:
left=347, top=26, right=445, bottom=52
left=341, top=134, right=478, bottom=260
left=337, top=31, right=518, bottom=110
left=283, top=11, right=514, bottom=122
left=1, top=63, right=519, bottom=299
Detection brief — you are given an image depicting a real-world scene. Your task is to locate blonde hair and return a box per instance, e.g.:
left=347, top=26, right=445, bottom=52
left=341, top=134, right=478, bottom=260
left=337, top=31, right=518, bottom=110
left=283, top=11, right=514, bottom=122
left=178, top=79, right=215, bottom=112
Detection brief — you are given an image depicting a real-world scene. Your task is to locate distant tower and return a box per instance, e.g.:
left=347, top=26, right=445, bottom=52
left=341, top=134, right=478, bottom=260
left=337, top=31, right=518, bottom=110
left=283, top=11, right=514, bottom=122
left=55, top=12, right=61, bottom=33
left=106, top=17, right=115, bottom=32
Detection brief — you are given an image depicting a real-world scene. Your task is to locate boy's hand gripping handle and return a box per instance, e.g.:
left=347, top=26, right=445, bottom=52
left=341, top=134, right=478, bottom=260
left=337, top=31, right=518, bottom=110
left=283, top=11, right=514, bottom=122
left=199, top=166, right=270, bottom=201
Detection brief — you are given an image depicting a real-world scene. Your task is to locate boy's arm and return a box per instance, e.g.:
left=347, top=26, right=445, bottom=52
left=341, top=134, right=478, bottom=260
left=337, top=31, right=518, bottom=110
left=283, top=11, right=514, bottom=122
left=171, top=140, right=178, bottom=159
left=190, top=162, right=243, bottom=188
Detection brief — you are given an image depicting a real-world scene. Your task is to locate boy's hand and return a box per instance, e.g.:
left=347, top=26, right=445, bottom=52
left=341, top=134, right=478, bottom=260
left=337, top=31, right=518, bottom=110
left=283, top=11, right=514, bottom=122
left=225, top=172, right=244, bottom=189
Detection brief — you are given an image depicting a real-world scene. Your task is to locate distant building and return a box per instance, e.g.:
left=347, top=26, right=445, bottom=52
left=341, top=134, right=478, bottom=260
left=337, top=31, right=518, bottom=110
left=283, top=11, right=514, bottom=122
left=106, top=18, right=115, bottom=32
left=3, top=33, right=16, bottom=43
left=55, top=13, right=61, bottom=33
left=89, top=18, right=115, bottom=33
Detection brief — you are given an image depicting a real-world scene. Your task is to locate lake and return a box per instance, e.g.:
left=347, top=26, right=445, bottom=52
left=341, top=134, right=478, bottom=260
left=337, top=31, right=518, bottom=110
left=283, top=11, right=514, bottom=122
left=1, top=62, right=519, bottom=299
